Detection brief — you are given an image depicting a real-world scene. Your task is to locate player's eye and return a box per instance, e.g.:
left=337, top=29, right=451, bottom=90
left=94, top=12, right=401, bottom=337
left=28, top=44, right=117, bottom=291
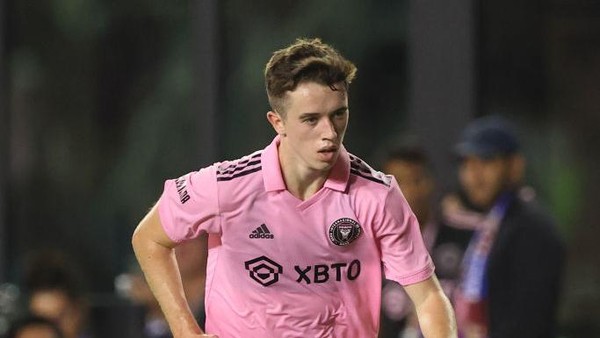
left=334, top=110, right=346, bottom=117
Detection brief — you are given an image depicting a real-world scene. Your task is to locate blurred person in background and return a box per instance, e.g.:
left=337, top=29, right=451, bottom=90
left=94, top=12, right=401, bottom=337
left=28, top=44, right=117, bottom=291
left=382, top=144, right=438, bottom=252
left=445, top=115, right=565, bottom=338
left=121, top=236, right=207, bottom=338
left=120, top=260, right=169, bottom=338
left=379, top=143, right=438, bottom=338
left=5, top=315, right=64, bottom=338
left=23, top=250, right=93, bottom=338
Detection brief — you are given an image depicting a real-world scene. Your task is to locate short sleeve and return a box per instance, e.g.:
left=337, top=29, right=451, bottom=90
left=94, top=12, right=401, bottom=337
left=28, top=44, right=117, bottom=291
left=377, top=178, right=434, bottom=285
left=157, top=166, right=221, bottom=243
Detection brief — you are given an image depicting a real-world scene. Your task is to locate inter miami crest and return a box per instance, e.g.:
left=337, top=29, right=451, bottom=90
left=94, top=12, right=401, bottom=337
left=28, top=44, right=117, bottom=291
left=329, top=218, right=362, bottom=246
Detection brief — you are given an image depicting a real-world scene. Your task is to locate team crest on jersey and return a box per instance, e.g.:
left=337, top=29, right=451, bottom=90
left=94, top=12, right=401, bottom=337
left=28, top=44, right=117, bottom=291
left=328, top=218, right=362, bottom=246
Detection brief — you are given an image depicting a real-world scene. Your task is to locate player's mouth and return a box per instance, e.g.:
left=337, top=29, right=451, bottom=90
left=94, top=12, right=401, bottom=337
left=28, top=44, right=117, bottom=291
left=317, top=146, right=339, bottom=162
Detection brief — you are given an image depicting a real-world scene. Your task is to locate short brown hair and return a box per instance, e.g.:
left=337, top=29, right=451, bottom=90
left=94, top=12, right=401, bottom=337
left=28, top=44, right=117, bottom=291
left=264, top=38, right=357, bottom=115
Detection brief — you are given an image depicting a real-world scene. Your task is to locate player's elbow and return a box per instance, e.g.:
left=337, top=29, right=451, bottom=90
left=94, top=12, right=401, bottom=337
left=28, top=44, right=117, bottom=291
left=131, top=215, right=156, bottom=256
left=131, top=207, right=176, bottom=258
left=131, top=224, right=146, bottom=256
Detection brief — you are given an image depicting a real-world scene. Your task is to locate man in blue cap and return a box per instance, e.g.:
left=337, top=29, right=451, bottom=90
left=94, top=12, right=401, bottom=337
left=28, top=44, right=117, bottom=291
left=439, top=115, right=564, bottom=338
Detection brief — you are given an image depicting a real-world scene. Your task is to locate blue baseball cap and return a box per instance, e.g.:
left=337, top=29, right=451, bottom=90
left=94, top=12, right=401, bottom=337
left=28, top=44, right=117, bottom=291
left=455, top=115, right=520, bottom=159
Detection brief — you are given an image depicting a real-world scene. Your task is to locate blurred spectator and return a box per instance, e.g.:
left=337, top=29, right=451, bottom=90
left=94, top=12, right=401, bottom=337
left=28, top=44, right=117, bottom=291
left=382, top=144, right=437, bottom=246
left=444, top=115, right=565, bottom=338
left=23, top=250, right=93, bottom=338
left=117, top=260, right=168, bottom=338
left=6, top=315, right=64, bottom=338
left=379, top=143, right=439, bottom=338
left=118, top=235, right=207, bottom=338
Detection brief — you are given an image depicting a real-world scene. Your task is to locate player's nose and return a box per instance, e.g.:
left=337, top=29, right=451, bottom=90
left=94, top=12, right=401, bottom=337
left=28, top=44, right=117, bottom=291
left=320, top=117, right=338, bottom=140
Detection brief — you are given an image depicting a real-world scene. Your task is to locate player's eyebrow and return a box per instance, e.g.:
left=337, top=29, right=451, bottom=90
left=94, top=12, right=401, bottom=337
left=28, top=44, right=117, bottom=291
left=329, top=106, right=348, bottom=115
left=298, top=107, right=348, bottom=119
left=298, top=112, right=320, bottom=119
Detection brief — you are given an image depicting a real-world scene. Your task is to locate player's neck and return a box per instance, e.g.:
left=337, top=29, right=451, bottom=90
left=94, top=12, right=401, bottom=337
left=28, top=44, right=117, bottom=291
left=276, top=139, right=335, bottom=200
left=285, top=174, right=327, bottom=200
left=278, top=154, right=329, bottom=201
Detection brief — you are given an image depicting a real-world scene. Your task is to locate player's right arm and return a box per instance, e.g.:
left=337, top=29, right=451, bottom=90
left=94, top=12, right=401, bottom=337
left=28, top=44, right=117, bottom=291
left=131, top=203, right=217, bottom=338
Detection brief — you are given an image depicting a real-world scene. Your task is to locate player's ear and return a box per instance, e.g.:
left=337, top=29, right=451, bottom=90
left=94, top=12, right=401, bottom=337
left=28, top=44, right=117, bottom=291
left=267, top=110, right=286, bottom=136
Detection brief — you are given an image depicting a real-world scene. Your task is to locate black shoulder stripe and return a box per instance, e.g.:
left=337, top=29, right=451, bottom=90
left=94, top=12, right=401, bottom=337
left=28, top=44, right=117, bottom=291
left=217, top=166, right=262, bottom=182
left=350, top=169, right=389, bottom=186
left=349, top=154, right=364, bottom=164
left=217, top=152, right=262, bottom=174
left=350, top=162, right=371, bottom=174
left=218, top=159, right=261, bottom=175
left=219, top=152, right=261, bottom=171
left=348, top=153, right=391, bottom=186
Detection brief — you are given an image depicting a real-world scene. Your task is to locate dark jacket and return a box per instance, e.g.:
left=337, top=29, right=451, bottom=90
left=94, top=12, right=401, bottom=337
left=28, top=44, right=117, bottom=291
left=434, top=192, right=565, bottom=338
left=486, top=196, right=564, bottom=338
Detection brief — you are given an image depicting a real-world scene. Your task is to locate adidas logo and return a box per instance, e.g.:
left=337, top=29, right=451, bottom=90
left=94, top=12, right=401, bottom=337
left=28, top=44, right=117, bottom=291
left=249, top=224, right=274, bottom=239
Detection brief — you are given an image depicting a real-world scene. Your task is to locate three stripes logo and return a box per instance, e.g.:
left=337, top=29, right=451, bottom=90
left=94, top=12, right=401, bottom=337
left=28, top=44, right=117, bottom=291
left=249, top=224, right=274, bottom=239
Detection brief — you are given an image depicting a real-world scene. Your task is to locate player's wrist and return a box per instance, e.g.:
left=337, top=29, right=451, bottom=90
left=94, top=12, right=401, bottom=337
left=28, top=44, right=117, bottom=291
left=169, top=317, right=204, bottom=337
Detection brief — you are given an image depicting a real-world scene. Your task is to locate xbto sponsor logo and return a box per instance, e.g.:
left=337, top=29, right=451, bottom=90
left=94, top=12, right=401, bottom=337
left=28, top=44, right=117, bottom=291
left=244, top=256, right=361, bottom=286
left=295, top=260, right=361, bottom=284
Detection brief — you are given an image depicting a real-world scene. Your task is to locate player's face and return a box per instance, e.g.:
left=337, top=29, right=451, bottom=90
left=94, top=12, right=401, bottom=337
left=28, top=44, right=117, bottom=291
left=459, top=155, right=511, bottom=210
left=270, top=81, right=349, bottom=173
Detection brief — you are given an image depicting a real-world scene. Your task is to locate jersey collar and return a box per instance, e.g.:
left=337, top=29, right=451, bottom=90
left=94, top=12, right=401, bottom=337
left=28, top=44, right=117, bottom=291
left=261, top=135, right=350, bottom=193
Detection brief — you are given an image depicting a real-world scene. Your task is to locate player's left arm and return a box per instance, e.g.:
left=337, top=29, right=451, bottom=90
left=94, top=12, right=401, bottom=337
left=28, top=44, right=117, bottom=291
left=404, top=275, right=457, bottom=338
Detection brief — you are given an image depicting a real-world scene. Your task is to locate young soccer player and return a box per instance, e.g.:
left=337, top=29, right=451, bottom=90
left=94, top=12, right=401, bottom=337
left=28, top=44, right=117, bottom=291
left=132, top=38, right=456, bottom=338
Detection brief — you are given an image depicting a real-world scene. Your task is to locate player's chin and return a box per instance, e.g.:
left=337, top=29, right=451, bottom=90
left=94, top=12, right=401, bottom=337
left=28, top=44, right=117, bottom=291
left=310, top=158, right=335, bottom=171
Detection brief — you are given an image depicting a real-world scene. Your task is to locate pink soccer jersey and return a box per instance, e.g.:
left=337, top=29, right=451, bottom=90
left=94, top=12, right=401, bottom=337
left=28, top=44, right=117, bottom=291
left=158, top=136, right=434, bottom=338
